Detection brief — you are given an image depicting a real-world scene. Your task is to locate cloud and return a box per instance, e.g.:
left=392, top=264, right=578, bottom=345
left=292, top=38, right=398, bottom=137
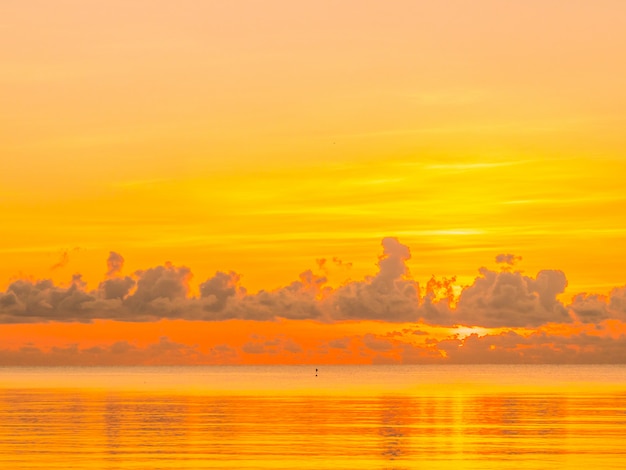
left=495, top=253, right=522, bottom=266
left=332, top=257, right=352, bottom=269
left=431, top=268, right=571, bottom=328
left=569, top=287, right=626, bottom=324
left=99, top=276, right=135, bottom=300
left=1, top=321, right=626, bottom=366
left=98, top=251, right=135, bottom=303
left=207, top=343, right=238, bottom=362
left=241, top=336, right=303, bottom=355
left=0, top=261, right=194, bottom=323
left=609, top=286, right=626, bottom=318
left=283, top=339, right=303, bottom=354
left=332, top=324, right=626, bottom=364
left=569, top=293, right=611, bottom=323
left=241, top=341, right=270, bottom=354
left=207, top=269, right=327, bottom=322
left=1, top=275, right=97, bottom=323
left=316, top=258, right=327, bottom=272
left=50, top=251, right=70, bottom=271
left=0, top=238, right=624, bottom=329
left=199, top=271, right=242, bottom=313
left=330, top=237, right=420, bottom=322
left=50, top=247, right=80, bottom=271
left=362, top=333, right=394, bottom=352
left=106, top=251, right=125, bottom=277
left=129, top=263, right=190, bottom=305
left=433, top=329, right=626, bottom=364
left=0, top=337, right=207, bottom=366
left=327, top=337, right=351, bottom=349
left=122, top=262, right=195, bottom=320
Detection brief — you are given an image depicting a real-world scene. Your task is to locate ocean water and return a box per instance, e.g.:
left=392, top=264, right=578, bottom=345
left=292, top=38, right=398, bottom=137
left=0, top=365, right=625, bottom=469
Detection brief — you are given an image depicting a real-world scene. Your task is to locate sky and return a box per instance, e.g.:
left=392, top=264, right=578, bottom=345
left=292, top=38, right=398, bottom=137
left=2, top=0, right=626, bottom=365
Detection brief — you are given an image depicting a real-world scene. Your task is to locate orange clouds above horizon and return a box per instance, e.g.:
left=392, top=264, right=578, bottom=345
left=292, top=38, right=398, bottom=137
left=5, top=237, right=626, bottom=327
left=1, top=238, right=626, bottom=365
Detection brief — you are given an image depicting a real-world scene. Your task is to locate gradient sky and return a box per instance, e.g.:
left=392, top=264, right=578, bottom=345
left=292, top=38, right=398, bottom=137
left=2, top=1, right=626, bottom=365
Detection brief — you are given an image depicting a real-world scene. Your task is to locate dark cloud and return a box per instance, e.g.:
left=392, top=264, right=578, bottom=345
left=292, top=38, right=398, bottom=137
left=212, top=270, right=327, bottom=321
left=609, top=286, right=626, bottom=318
left=0, top=239, right=624, bottom=328
left=349, top=325, right=626, bottom=364
left=241, top=341, right=270, bottom=354
left=327, top=337, right=350, bottom=349
left=330, top=237, right=420, bottom=322
left=433, top=329, right=626, bottom=364
left=569, top=287, right=626, bottom=324
left=362, top=333, right=394, bottom=352
left=283, top=339, right=303, bottom=354
left=106, top=252, right=125, bottom=277
left=332, top=257, right=352, bottom=269
left=569, top=293, right=611, bottom=323
left=447, top=268, right=571, bottom=327
left=99, top=276, right=135, bottom=300
left=1, top=276, right=97, bottom=323
left=98, top=251, right=135, bottom=312
left=2, top=325, right=626, bottom=366
left=199, top=271, right=242, bottom=313
left=495, top=253, right=522, bottom=266
left=129, top=263, right=190, bottom=305
left=0, top=260, right=194, bottom=322
left=50, top=247, right=80, bottom=271
left=123, top=263, right=193, bottom=320
left=207, top=343, right=238, bottom=362
left=241, top=336, right=302, bottom=355
left=50, top=251, right=70, bottom=271
left=0, top=337, right=206, bottom=366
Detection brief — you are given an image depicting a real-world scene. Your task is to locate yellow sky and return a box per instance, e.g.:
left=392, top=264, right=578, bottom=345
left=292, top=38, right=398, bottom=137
left=1, top=1, right=626, bottom=364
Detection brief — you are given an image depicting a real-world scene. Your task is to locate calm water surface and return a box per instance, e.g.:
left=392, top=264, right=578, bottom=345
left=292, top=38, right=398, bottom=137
left=0, top=365, right=625, bottom=469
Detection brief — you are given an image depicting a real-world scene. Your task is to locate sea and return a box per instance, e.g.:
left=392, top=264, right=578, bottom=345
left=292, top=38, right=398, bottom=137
left=0, top=365, right=625, bottom=469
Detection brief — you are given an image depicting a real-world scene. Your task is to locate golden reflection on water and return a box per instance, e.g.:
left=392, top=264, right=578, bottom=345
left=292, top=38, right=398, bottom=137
left=0, top=365, right=625, bottom=469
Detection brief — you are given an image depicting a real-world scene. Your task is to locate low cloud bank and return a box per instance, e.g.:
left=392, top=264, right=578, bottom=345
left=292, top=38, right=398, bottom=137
left=2, top=324, right=626, bottom=365
left=1, top=240, right=625, bottom=327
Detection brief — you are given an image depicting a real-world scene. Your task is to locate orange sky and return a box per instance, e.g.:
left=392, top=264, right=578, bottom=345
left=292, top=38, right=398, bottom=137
left=1, top=1, right=626, bottom=364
